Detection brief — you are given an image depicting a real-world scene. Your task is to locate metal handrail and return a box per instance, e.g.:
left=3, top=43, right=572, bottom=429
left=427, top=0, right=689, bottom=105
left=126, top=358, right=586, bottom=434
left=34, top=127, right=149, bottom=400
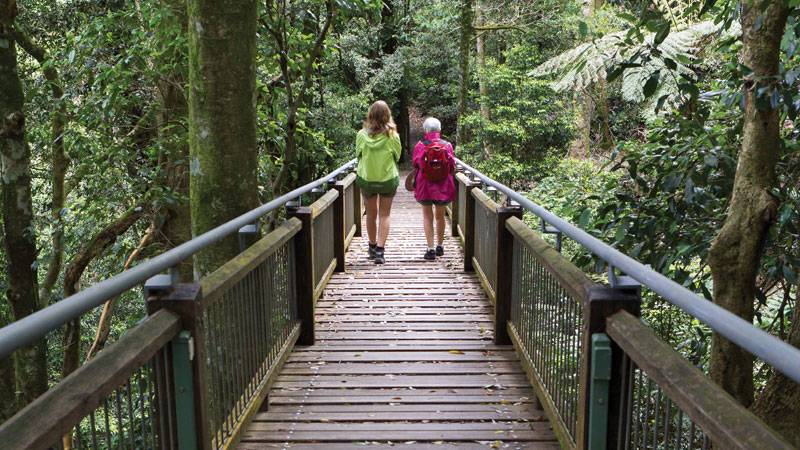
left=455, top=157, right=800, bottom=384
left=0, top=159, right=357, bottom=359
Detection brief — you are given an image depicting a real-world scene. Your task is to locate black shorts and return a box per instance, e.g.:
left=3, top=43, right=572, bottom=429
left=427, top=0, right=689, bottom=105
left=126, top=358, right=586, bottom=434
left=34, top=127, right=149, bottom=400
left=417, top=200, right=450, bottom=206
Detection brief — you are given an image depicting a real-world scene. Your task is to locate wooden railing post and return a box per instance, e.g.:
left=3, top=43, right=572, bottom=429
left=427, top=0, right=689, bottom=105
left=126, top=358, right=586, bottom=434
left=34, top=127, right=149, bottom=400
left=353, top=180, right=362, bottom=237
left=493, top=205, right=522, bottom=345
left=577, top=285, right=640, bottom=450
left=147, top=284, right=212, bottom=450
left=287, top=206, right=315, bottom=345
left=333, top=181, right=346, bottom=272
left=451, top=170, right=461, bottom=237
left=463, top=180, right=478, bottom=272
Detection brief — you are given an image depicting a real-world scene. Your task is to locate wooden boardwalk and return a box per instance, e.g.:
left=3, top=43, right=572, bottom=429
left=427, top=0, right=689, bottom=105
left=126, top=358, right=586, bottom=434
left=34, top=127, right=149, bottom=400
left=238, top=180, right=559, bottom=449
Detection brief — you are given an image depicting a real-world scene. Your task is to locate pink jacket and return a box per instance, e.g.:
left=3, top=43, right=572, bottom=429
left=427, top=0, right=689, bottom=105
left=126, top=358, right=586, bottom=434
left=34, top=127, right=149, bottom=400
left=413, top=132, right=456, bottom=202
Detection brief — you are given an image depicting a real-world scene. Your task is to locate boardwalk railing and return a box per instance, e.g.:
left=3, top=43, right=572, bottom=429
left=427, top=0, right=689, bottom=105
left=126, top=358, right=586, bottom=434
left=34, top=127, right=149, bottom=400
left=0, top=160, right=361, bottom=449
left=451, top=159, right=796, bottom=450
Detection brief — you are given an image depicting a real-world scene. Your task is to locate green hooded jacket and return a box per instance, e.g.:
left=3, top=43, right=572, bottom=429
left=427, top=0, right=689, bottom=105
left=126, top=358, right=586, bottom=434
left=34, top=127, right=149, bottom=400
left=355, top=128, right=402, bottom=182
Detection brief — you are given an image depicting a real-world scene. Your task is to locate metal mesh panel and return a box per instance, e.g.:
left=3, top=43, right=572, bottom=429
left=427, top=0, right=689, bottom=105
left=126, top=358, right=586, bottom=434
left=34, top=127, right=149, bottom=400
left=200, top=241, right=296, bottom=449
left=49, top=356, right=168, bottom=450
left=313, top=203, right=335, bottom=287
left=510, top=239, right=583, bottom=439
left=617, top=356, right=711, bottom=450
left=474, top=199, right=497, bottom=293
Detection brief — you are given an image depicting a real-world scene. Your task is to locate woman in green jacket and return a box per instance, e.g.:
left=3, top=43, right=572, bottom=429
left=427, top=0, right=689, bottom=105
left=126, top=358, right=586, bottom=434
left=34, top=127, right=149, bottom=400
left=356, top=100, right=402, bottom=264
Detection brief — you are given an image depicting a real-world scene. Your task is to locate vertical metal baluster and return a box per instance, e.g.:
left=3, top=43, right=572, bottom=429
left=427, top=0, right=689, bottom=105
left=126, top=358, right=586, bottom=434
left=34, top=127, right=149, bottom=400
left=164, top=347, right=177, bottom=447
left=652, top=385, right=661, bottom=446
left=222, top=292, right=234, bottom=438
left=103, top=398, right=112, bottom=450
left=232, top=281, right=245, bottom=422
left=254, top=262, right=266, bottom=379
left=126, top=381, right=135, bottom=448
left=115, top=388, right=124, bottom=450
left=212, top=300, right=224, bottom=446
left=631, top=369, right=641, bottom=448
left=674, top=409, right=684, bottom=449
left=643, top=378, right=653, bottom=448
left=702, top=432, right=709, bottom=450
left=241, top=273, right=254, bottom=401
left=75, top=425, right=82, bottom=450
left=663, top=397, right=672, bottom=448
left=265, top=256, right=274, bottom=367
left=138, top=367, right=147, bottom=447
left=89, top=408, right=98, bottom=450
left=623, top=360, right=635, bottom=450
left=247, top=270, right=259, bottom=396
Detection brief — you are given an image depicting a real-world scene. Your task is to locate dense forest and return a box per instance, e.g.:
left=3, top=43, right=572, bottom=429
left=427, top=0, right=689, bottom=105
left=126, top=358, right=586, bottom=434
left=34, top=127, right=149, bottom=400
left=1, top=0, right=800, bottom=445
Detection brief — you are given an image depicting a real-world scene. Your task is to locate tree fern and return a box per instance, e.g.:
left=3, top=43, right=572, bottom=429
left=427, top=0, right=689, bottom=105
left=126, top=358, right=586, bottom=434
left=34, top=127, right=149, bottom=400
left=530, top=21, right=737, bottom=115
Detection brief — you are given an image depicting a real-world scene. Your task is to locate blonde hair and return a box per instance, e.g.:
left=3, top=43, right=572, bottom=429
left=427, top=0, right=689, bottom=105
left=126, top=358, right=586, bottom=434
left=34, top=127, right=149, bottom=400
left=363, top=100, right=397, bottom=138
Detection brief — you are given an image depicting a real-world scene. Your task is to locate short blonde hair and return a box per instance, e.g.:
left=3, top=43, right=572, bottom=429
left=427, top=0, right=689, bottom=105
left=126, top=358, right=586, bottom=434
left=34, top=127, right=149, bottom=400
left=423, top=117, right=441, bottom=133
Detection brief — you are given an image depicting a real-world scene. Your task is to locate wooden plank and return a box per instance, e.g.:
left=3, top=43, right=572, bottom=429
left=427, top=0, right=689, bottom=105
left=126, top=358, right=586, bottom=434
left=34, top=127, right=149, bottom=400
left=606, top=310, right=794, bottom=450
left=315, top=331, right=493, bottom=339
left=259, top=403, right=539, bottom=413
left=273, top=374, right=531, bottom=388
left=271, top=388, right=537, bottom=397
left=0, top=310, right=182, bottom=450
left=293, top=344, right=500, bottom=351
left=287, top=351, right=519, bottom=362
left=241, top=430, right=555, bottom=442
left=247, top=422, right=553, bottom=432
left=253, top=410, right=543, bottom=421
left=239, top=443, right=561, bottom=450
left=268, top=396, right=537, bottom=406
left=309, top=189, right=339, bottom=220
left=279, top=362, right=524, bottom=375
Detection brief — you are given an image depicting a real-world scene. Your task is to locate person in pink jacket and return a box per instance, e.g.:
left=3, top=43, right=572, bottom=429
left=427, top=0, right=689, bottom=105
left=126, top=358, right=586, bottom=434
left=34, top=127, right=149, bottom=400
left=413, top=117, right=456, bottom=260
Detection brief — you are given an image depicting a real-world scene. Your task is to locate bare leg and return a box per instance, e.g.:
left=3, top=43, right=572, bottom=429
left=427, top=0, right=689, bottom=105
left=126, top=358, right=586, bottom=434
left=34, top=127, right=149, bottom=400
left=364, top=195, right=378, bottom=245
left=377, top=195, right=394, bottom=247
left=421, top=204, right=434, bottom=248
left=434, top=204, right=446, bottom=246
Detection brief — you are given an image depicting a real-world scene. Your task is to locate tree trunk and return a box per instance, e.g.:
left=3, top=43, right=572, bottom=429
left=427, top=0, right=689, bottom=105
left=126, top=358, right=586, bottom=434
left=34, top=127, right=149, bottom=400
left=475, top=5, right=492, bottom=155
left=750, top=292, right=800, bottom=445
left=456, top=0, right=474, bottom=147
left=12, top=27, right=69, bottom=304
left=156, top=0, right=192, bottom=281
left=188, top=0, right=259, bottom=278
left=0, top=0, right=48, bottom=411
left=707, top=0, right=789, bottom=407
left=570, top=0, right=606, bottom=157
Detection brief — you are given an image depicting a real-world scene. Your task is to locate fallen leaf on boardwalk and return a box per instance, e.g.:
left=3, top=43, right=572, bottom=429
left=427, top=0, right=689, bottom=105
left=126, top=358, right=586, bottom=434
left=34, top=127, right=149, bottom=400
left=491, top=441, right=501, bottom=448
left=432, top=441, right=444, bottom=444
left=320, top=419, right=329, bottom=422
left=393, top=397, right=402, bottom=400
left=448, top=350, right=464, bottom=354
left=500, top=400, right=511, bottom=405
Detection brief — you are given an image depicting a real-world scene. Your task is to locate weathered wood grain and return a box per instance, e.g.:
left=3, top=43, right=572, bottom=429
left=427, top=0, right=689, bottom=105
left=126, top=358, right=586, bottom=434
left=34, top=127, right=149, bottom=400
left=0, top=310, right=181, bottom=450
left=606, top=310, right=794, bottom=450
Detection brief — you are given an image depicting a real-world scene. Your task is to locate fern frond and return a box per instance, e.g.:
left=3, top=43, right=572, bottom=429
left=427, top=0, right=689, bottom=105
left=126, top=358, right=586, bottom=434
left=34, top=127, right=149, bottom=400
left=652, top=0, right=698, bottom=29
left=531, top=21, right=734, bottom=114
